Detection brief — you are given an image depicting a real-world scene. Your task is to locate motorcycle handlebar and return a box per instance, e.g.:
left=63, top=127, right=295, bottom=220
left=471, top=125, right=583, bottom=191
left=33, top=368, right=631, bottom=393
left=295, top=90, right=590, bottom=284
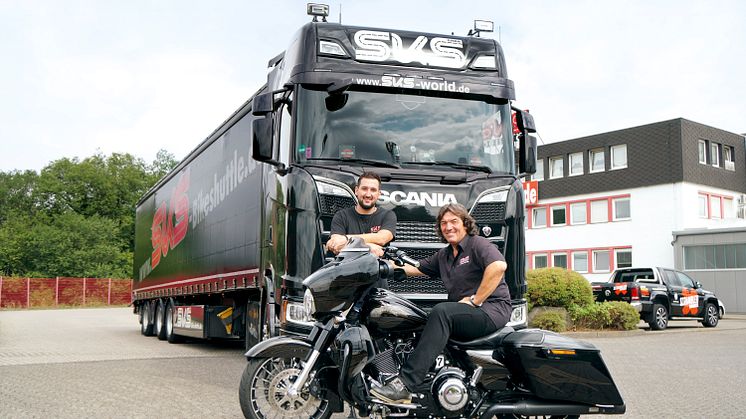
left=382, top=246, right=420, bottom=269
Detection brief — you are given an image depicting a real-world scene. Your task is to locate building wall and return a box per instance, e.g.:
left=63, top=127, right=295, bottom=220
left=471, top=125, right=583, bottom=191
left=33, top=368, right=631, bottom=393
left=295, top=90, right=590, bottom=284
left=673, top=230, right=746, bottom=314
left=680, top=119, right=746, bottom=192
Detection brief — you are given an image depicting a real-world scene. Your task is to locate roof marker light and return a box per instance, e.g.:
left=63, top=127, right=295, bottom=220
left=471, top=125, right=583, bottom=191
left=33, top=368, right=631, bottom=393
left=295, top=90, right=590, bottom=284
left=472, top=55, right=497, bottom=69
left=319, top=40, right=347, bottom=57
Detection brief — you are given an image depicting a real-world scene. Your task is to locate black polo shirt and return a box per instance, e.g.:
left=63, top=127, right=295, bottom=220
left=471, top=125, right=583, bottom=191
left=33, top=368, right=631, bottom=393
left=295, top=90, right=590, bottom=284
left=418, top=234, right=511, bottom=328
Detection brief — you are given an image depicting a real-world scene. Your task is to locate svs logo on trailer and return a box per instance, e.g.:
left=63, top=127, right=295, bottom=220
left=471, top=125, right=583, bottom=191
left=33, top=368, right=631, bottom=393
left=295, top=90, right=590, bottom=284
left=354, top=30, right=466, bottom=69
left=151, top=170, right=190, bottom=269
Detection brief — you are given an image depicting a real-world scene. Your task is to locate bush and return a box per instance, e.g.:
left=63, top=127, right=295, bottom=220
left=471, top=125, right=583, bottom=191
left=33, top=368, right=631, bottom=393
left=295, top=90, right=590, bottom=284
left=607, top=301, right=640, bottom=330
left=526, top=268, right=594, bottom=309
left=569, top=302, right=641, bottom=330
left=530, top=310, right=567, bottom=332
left=569, top=303, right=611, bottom=329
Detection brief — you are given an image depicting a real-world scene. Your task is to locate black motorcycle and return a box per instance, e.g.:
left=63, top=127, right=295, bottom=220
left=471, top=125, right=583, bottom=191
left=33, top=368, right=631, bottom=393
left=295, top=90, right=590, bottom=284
left=238, top=239, right=625, bottom=418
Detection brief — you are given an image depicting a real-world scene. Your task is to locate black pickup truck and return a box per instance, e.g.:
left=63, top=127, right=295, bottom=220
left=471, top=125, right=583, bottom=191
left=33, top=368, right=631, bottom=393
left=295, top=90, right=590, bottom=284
left=592, top=267, right=720, bottom=330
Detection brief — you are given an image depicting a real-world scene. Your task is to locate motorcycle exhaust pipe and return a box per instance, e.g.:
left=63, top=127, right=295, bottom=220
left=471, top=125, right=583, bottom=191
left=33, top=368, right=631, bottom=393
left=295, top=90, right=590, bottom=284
left=479, top=400, right=626, bottom=418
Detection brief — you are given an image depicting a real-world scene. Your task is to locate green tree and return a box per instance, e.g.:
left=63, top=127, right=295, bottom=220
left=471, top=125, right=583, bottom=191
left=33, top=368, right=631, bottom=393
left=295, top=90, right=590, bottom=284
left=0, top=149, right=177, bottom=278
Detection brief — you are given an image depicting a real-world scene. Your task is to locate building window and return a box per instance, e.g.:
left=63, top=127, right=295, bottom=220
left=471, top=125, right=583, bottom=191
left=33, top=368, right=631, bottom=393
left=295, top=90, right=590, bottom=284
left=553, top=253, right=568, bottom=269
left=684, top=244, right=746, bottom=270
left=573, top=251, right=588, bottom=273
left=569, top=152, right=583, bottom=176
left=589, top=148, right=605, bottom=173
left=698, top=140, right=707, bottom=164
left=570, top=202, right=587, bottom=225
left=724, top=197, right=735, bottom=218
left=613, top=197, right=631, bottom=220
left=616, top=249, right=632, bottom=269
left=533, top=207, right=547, bottom=228
left=611, top=144, right=627, bottom=169
left=711, top=143, right=720, bottom=167
left=551, top=205, right=567, bottom=226
left=725, top=146, right=735, bottom=171
left=711, top=196, right=722, bottom=219
left=593, top=250, right=610, bottom=272
left=698, top=194, right=708, bottom=218
left=590, top=200, right=608, bottom=223
left=533, top=254, right=548, bottom=269
left=549, top=156, right=564, bottom=179
left=534, top=159, right=544, bottom=181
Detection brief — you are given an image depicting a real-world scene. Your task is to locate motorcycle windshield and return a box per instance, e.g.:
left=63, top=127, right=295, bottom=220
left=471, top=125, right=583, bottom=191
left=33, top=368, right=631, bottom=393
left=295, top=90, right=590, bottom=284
left=303, top=249, right=381, bottom=316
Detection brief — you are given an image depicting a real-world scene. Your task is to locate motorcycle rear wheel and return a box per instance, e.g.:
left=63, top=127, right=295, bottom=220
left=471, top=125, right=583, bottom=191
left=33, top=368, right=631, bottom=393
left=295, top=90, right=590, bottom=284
left=239, top=356, right=331, bottom=419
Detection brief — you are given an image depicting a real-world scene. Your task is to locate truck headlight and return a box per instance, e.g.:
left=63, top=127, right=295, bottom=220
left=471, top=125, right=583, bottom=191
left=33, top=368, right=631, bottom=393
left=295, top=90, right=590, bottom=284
left=316, top=179, right=353, bottom=197
left=477, top=188, right=508, bottom=203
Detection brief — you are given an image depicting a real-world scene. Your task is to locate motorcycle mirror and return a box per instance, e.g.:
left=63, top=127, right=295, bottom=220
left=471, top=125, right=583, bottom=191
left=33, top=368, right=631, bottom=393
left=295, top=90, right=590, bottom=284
left=393, top=268, right=407, bottom=282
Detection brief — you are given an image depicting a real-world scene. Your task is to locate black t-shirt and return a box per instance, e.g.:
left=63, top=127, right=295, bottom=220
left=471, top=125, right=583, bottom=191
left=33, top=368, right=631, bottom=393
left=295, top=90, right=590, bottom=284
left=330, top=207, right=397, bottom=239
left=418, top=234, right=511, bottom=328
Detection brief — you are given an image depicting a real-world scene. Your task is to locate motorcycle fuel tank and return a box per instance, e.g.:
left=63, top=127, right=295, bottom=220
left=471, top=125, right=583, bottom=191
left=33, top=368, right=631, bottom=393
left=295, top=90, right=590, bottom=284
left=363, top=289, right=428, bottom=334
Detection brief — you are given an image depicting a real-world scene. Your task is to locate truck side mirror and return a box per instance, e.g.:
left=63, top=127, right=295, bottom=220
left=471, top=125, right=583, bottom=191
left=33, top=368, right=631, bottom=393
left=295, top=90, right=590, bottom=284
left=519, top=133, right=537, bottom=174
left=252, top=115, right=274, bottom=162
left=252, top=92, right=274, bottom=116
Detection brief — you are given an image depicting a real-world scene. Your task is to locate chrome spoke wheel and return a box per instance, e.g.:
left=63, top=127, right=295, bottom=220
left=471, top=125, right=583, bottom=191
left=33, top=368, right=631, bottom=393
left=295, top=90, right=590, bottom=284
left=240, top=357, right=329, bottom=419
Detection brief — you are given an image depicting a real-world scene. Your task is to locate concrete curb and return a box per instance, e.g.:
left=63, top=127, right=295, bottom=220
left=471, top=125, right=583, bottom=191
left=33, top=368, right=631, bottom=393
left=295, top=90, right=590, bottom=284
left=562, top=329, right=646, bottom=339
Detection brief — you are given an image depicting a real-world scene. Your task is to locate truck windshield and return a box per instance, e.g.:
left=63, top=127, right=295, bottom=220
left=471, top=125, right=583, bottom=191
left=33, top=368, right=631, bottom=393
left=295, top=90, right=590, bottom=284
left=294, top=87, right=515, bottom=175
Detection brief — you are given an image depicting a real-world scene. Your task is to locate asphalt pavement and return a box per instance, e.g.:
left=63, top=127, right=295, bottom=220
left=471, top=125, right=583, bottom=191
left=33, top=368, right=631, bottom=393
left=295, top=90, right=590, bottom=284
left=1, top=308, right=745, bottom=418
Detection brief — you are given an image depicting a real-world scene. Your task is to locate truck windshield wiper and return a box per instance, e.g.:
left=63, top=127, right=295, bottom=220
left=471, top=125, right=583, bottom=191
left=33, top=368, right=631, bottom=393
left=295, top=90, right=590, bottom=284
left=402, top=161, right=492, bottom=174
left=305, top=157, right=400, bottom=169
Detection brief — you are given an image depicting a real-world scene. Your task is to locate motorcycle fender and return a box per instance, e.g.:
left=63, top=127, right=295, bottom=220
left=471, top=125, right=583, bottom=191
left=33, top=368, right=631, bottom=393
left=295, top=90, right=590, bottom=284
left=244, top=336, right=313, bottom=359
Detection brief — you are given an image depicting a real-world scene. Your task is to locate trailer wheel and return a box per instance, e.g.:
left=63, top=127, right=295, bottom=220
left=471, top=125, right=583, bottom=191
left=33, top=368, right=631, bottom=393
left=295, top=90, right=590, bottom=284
left=239, top=357, right=331, bottom=419
left=140, top=302, right=154, bottom=336
left=165, top=301, right=183, bottom=343
left=155, top=300, right=167, bottom=340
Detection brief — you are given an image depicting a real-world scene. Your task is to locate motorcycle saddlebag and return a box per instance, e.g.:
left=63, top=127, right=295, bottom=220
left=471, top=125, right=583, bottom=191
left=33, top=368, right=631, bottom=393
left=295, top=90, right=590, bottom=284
left=498, top=329, right=624, bottom=406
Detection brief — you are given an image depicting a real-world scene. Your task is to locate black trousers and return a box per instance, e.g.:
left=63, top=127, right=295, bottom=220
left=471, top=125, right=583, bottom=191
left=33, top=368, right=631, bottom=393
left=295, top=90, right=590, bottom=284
left=400, top=302, right=497, bottom=389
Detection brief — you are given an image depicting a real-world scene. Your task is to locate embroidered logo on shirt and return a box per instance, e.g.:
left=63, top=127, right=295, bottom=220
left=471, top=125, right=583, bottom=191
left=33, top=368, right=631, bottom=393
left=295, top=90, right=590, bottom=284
left=459, top=255, right=470, bottom=265
left=370, top=225, right=382, bottom=233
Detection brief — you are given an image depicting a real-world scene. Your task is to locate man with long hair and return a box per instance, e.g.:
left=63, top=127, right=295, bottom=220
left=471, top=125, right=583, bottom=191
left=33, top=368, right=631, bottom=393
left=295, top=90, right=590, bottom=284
left=371, top=203, right=510, bottom=404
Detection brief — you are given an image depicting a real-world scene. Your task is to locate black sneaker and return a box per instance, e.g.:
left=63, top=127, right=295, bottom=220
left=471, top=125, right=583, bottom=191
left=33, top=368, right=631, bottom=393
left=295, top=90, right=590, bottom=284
left=370, top=377, right=412, bottom=404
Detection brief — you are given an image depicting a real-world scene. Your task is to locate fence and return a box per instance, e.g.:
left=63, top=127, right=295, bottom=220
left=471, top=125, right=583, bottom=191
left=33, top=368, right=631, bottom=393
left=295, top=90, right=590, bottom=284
left=0, top=277, right=132, bottom=308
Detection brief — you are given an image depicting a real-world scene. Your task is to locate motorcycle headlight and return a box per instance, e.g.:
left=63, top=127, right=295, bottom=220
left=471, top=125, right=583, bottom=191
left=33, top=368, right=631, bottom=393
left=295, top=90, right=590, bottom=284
left=303, top=288, right=316, bottom=318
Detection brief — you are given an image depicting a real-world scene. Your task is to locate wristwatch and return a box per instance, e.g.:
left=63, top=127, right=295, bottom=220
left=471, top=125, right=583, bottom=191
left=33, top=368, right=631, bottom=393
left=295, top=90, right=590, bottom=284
left=469, top=295, right=482, bottom=307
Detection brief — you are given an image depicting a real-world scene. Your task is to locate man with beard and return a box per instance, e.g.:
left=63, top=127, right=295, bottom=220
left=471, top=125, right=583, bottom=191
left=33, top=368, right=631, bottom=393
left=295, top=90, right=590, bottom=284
left=325, top=171, right=396, bottom=257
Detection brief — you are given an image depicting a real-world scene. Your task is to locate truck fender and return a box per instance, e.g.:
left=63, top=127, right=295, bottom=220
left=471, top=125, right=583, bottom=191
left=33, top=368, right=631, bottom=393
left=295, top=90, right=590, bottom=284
left=244, top=336, right=314, bottom=359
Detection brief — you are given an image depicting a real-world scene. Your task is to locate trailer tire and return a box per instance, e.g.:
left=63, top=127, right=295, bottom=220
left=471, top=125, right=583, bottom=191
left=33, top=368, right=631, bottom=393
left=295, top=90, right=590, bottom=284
left=155, top=300, right=167, bottom=340
left=165, top=301, right=183, bottom=343
left=140, top=302, right=155, bottom=336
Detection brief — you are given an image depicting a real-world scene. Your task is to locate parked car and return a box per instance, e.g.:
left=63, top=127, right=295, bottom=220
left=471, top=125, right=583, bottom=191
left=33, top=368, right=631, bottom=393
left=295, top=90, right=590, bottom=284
left=592, top=267, right=720, bottom=330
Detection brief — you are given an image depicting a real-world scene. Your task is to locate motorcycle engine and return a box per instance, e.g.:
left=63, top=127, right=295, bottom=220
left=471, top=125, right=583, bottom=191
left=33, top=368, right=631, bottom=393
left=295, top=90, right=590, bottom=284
left=432, top=367, right=469, bottom=414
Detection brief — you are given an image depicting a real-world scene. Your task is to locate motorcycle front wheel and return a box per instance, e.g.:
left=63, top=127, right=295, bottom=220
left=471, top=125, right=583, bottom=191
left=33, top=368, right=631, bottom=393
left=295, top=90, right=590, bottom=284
left=238, top=356, right=332, bottom=419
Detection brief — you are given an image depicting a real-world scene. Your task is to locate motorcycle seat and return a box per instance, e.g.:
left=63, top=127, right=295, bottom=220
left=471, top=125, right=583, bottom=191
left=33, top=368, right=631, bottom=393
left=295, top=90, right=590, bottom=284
left=448, top=326, right=514, bottom=350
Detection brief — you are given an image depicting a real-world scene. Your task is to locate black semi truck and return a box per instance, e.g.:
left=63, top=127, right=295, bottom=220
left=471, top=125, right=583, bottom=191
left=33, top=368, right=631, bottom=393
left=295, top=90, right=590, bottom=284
left=133, top=4, right=537, bottom=349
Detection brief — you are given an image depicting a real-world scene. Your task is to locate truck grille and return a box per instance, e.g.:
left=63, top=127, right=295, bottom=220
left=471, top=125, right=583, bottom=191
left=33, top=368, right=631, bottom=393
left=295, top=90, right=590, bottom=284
left=319, top=195, right=355, bottom=215
left=395, top=221, right=441, bottom=243
left=388, top=246, right=447, bottom=294
left=471, top=202, right=506, bottom=223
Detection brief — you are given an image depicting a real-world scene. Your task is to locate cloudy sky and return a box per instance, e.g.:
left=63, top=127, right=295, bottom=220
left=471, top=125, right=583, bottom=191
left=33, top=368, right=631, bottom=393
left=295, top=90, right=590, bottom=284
left=2, top=0, right=745, bottom=172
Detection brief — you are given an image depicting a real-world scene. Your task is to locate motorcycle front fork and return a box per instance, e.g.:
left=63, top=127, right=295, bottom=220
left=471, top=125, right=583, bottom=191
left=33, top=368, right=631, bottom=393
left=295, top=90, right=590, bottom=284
left=286, top=316, right=339, bottom=396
